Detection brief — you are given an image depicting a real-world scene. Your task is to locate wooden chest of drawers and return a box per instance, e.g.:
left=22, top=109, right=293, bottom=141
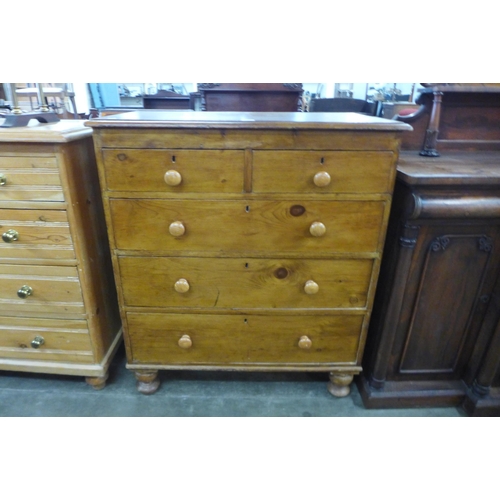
left=0, top=121, right=121, bottom=389
left=87, top=111, right=410, bottom=395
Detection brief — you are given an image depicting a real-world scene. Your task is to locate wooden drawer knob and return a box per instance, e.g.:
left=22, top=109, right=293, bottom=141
left=169, top=221, right=185, bottom=237
left=178, top=334, right=192, bottom=349
left=313, top=171, right=331, bottom=187
left=174, top=278, right=190, bottom=293
left=309, top=222, right=326, bottom=237
left=0, top=174, right=6, bottom=186
left=2, top=229, right=19, bottom=243
left=164, top=169, right=182, bottom=186
left=304, top=280, right=319, bottom=294
left=17, top=285, right=33, bottom=299
left=298, top=335, right=312, bottom=349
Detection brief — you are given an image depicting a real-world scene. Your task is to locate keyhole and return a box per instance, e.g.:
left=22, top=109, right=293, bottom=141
left=320, top=157, right=325, bottom=164
left=172, top=155, right=176, bottom=163
left=245, top=206, right=250, bottom=213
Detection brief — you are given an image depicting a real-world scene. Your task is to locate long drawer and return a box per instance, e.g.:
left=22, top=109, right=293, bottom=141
left=0, top=316, right=93, bottom=362
left=0, top=156, right=64, bottom=201
left=119, top=256, right=373, bottom=309
left=102, top=149, right=245, bottom=193
left=127, top=312, right=363, bottom=365
left=0, top=264, right=85, bottom=316
left=253, top=150, right=394, bottom=194
left=110, top=199, right=386, bottom=254
left=0, top=209, right=75, bottom=261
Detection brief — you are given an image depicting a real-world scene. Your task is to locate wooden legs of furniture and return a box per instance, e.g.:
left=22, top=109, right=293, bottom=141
left=85, top=374, right=109, bottom=390
left=327, top=371, right=354, bottom=397
left=135, top=370, right=161, bottom=395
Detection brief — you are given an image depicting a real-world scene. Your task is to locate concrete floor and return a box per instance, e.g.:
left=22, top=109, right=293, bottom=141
left=0, top=345, right=465, bottom=417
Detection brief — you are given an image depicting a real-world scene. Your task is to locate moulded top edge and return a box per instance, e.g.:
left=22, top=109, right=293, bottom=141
left=0, top=119, right=92, bottom=143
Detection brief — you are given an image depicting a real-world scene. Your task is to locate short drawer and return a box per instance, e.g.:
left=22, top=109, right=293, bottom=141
left=0, top=264, right=85, bottom=316
left=0, top=316, right=93, bottom=362
left=127, top=312, right=362, bottom=365
left=0, top=156, right=64, bottom=201
left=253, top=151, right=394, bottom=194
left=102, top=149, right=245, bottom=193
left=110, top=199, right=386, bottom=254
left=119, top=256, right=373, bottom=309
left=0, top=209, right=75, bottom=262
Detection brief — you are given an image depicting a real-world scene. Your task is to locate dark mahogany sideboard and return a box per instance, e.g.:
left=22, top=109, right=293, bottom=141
left=358, top=152, right=500, bottom=416
left=86, top=110, right=409, bottom=397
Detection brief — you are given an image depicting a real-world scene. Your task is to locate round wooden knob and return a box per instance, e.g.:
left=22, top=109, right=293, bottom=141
left=313, top=171, right=331, bottom=187
left=304, top=280, right=319, bottom=294
left=169, top=221, right=185, bottom=237
left=164, top=170, right=182, bottom=186
left=309, top=222, right=326, bottom=237
left=174, top=278, right=190, bottom=293
left=178, top=334, right=192, bottom=349
left=298, top=335, right=312, bottom=349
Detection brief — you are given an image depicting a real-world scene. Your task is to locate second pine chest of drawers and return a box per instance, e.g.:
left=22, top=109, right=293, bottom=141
left=88, top=111, right=410, bottom=396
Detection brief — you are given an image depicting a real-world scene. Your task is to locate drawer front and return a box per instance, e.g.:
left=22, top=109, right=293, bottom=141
left=110, top=199, right=386, bottom=254
left=127, top=312, right=362, bottom=365
left=119, top=256, right=373, bottom=309
left=102, top=149, right=245, bottom=193
left=0, top=264, right=85, bottom=316
left=0, top=209, right=75, bottom=261
left=0, top=316, right=93, bottom=362
left=253, top=151, right=394, bottom=194
left=0, top=156, right=64, bottom=201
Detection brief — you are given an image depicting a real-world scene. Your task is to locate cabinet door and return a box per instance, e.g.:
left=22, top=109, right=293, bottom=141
left=391, top=224, right=500, bottom=379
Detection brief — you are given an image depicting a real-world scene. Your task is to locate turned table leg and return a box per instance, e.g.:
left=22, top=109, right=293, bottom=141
left=135, top=370, right=161, bottom=395
left=86, top=373, right=109, bottom=390
left=327, top=372, right=354, bottom=397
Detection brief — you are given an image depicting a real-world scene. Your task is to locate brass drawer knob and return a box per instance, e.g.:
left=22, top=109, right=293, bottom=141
left=298, top=335, right=312, bottom=349
left=309, top=222, right=326, bottom=237
left=0, top=174, right=6, bottom=186
left=174, top=278, right=190, bottom=293
left=169, top=221, right=186, bottom=237
left=164, top=169, right=182, bottom=186
left=31, top=336, right=45, bottom=349
left=2, top=229, right=19, bottom=243
left=313, top=171, right=331, bottom=187
left=178, top=334, right=193, bottom=349
left=304, top=280, right=319, bottom=294
left=17, top=285, right=33, bottom=299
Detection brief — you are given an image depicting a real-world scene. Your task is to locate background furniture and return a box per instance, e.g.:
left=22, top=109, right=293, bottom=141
left=143, top=89, right=195, bottom=110
left=15, top=84, right=78, bottom=119
left=87, top=110, right=409, bottom=396
left=309, top=97, right=378, bottom=116
left=0, top=120, right=121, bottom=388
left=197, top=83, right=303, bottom=111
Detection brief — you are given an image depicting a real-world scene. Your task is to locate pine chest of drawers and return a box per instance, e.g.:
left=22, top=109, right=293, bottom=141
left=87, top=111, right=410, bottom=395
left=0, top=121, right=121, bottom=388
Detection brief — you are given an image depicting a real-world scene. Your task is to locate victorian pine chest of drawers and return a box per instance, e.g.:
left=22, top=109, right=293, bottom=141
left=0, top=120, right=121, bottom=388
left=87, top=111, right=410, bottom=395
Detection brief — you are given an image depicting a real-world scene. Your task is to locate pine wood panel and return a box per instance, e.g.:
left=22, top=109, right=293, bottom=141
left=118, top=256, right=373, bottom=309
left=253, top=151, right=395, bottom=194
left=102, top=149, right=245, bottom=193
left=127, top=312, right=363, bottom=365
left=109, top=199, right=386, bottom=254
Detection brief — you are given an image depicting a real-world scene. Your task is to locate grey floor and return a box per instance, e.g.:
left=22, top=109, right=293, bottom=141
left=0, top=345, right=465, bottom=417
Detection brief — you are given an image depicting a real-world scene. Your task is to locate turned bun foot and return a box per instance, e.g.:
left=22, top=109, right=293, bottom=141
left=327, top=372, right=354, bottom=397
left=86, top=374, right=109, bottom=390
left=135, top=370, right=160, bottom=395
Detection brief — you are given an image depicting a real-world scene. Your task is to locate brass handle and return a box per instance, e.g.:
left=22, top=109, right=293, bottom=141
left=2, top=229, right=19, bottom=243
left=17, top=285, right=33, bottom=299
left=31, top=336, right=45, bottom=349
left=313, top=171, right=331, bottom=187
left=298, top=335, right=312, bottom=349
left=304, top=280, right=319, bottom=295
left=174, top=278, right=190, bottom=293
left=169, top=221, right=185, bottom=237
left=309, top=222, right=326, bottom=237
left=164, top=170, right=182, bottom=186
left=178, top=334, right=192, bottom=349
left=0, top=174, right=6, bottom=186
